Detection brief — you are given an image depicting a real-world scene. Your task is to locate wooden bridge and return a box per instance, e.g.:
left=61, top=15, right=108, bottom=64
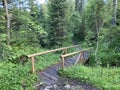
left=27, top=45, right=94, bottom=89
left=27, top=45, right=92, bottom=73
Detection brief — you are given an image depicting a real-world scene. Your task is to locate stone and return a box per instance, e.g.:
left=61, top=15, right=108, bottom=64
left=71, top=86, right=84, bottom=90
left=64, top=84, right=71, bottom=90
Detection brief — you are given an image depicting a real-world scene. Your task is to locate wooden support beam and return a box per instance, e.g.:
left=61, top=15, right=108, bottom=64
left=60, top=56, right=65, bottom=70
left=61, top=47, right=92, bottom=58
left=31, top=57, right=35, bottom=73
left=74, top=53, right=81, bottom=65
left=64, top=48, right=67, bottom=54
left=80, top=51, right=83, bottom=63
left=28, top=45, right=79, bottom=58
left=27, top=45, right=92, bottom=72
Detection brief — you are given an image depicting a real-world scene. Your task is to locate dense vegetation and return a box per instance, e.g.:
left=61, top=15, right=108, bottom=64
left=0, top=0, right=120, bottom=89
left=59, top=65, right=120, bottom=90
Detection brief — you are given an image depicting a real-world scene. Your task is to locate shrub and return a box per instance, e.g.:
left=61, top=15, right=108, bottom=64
left=0, top=62, right=37, bottom=90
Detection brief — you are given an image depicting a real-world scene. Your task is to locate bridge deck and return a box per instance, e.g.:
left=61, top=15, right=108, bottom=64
left=35, top=54, right=99, bottom=90
left=38, top=56, right=78, bottom=85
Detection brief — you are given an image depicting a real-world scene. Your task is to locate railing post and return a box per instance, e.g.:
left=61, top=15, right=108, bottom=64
left=80, top=51, right=83, bottom=63
left=60, top=56, right=64, bottom=70
left=64, top=48, right=67, bottom=54
left=31, top=56, right=35, bottom=73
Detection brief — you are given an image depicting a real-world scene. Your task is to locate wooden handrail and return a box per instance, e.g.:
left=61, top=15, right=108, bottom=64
left=28, top=45, right=79, bottom=58
left=61, top=47, right=92, bottom=58
left=60, top=47, right=92, bottom=70
left=27, top=45, right=80, bottom=73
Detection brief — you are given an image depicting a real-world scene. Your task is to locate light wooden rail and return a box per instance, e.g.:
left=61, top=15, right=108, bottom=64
left=27, top=45, right=92, bottom=73
left=60, top=47, right=92, bottom=69
left=28, top=45, right=79, bottom=58
left=27, top=45, right=79, bottom=73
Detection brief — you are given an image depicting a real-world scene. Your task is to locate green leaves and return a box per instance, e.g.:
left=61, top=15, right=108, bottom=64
left=48, top=0, right=67, bottom=47
left=0, top=62, right=37, bottom=90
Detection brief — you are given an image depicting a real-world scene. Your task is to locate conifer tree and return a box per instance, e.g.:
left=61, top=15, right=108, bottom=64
left=48, top=0, right=67, bottom=47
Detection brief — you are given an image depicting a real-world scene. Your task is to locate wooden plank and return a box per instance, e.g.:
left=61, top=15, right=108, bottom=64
left=61, top=47, right=92, bottom=58
left=64, top=48, right=67, bottom=54
left=74, top=53, right=81, bottom=65
left=31, top=57, right=35, bottom=73
left=61, top=56, right=65, bottom=70
left=41, top=72, right=57, bottom=81
left=80, top=52, right=84, bottom=63
left=28, top=45, right=79, bottom=58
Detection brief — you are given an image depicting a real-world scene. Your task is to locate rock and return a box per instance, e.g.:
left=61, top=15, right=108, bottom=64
left=53, top=84, right=58, bottom=89
left=71, top=86, right=84, bottom=90
left=46, top=86, right=53, bottom=89
left=44, top=88, right=50, bottom=90
left=64, top=84, right=71, bottom=90
left=64, top=85, right=84, bottom=90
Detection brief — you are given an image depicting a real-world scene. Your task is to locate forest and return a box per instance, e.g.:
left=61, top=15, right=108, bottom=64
left=0, top=0, right=120, bottom=90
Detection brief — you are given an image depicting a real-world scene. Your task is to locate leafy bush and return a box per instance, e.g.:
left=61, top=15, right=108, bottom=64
left=59, top=65, right=120, bottom=90
left=96, top=26, right=120, bottom=67
left=0, top=45, right=63, bottom=90
left=0, top=62, right=37, bottom=90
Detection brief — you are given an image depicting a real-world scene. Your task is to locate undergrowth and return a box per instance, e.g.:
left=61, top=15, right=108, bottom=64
left=0, top=45, right=63, bottom=90
left=0, top=44, right=80, bottom=90
left=59, top=65, right=120, bottom=90
left=35, top=53, right=60, bottom=71
left=0, top=62, right=37, bottom=90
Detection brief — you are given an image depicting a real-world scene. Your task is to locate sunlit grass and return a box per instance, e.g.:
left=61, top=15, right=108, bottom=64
left=59, top=65, right=120, bottom=90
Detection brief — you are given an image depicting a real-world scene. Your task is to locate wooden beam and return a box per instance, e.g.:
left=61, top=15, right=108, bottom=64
left=80, top=51, right=83, bottom=63
left=74, top=52, right=81, bottom=65
left=60, top=56, right=65, bottom=70
left=28, top=45, right=79, bottom=58
left=31, top=57, right=35, bottom=73
left=64, top=48, right=67, bottom=54
left=61, top=47, right=92, bottom=58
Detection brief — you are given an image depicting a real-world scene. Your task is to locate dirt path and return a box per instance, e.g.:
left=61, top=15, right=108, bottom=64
left=35, top=55, right=99, bottom=90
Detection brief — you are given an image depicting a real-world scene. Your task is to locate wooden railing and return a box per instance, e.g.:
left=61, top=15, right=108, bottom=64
left=28, top=45, right=92, bottom=73
left=28, top=45, right=79, bottom=73
left=60, top=47, right=92, bottom=70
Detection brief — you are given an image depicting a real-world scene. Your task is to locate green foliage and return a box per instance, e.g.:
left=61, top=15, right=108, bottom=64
left=48, top=0, right=67, bottom=47
left=0, top=44, right=63, bottom=90
left=71, top=12, right=84, bottom=42
left=0, top=62, right=37, bottom=90
left=95, top=26, right=120, bottom=66
left=117, top=0, right=120, bottom=25
left=0, top=8, right=6, bottom=32
left=59, top=65, right=120, bottom=90
left=1, top=0, right=120, bottom=89
left=103, top=26, right=120, bottom=49
left=10, top=9, right=47, bottom=46
left=35, top=53, right=60, bottom=71
left=81, top=0, right=112, bottom=48
left=84, top=0, right=107, bottom=46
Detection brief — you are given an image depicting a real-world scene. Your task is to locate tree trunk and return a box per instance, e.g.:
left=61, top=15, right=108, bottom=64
left=4, top=0, right=10, bottom=45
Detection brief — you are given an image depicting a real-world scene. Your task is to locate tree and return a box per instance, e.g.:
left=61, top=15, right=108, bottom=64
left=4, top=0, right=10, bottom=45
left=72, top=0, right=86, bottom=42
left=48, top=0, right=67, bottom=47
left=83, top=0, right=113, bottom=65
